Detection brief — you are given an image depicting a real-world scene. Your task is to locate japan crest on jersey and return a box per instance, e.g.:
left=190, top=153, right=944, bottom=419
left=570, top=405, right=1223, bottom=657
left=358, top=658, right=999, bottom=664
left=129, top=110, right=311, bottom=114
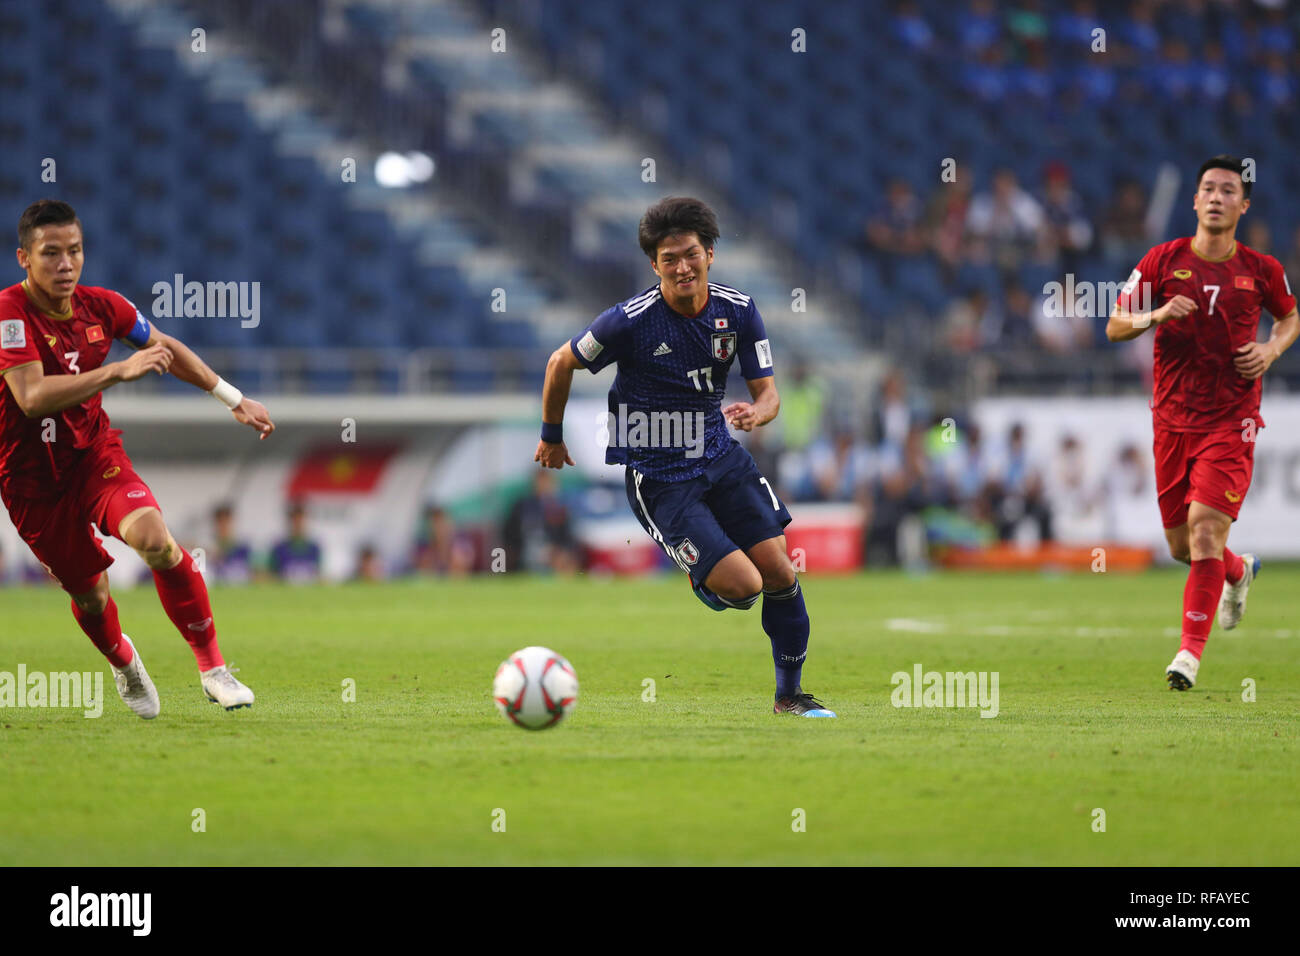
left=711, top=331, right=736, bottom=362
left=676, top=539, right=699, bottom=566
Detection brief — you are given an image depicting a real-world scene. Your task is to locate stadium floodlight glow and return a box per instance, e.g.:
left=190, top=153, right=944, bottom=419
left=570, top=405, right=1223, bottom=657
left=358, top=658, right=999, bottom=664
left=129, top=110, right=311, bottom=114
left=375, top=151, right=412, bottom=187
left=405, top=151, right=435, bottom=182
left=374, top=151, right=436, bottom=187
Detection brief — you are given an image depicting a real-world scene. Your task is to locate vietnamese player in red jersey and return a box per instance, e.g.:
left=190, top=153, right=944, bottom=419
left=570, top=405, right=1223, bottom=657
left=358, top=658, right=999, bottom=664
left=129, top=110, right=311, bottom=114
left=0, top=200, right=276, bottom=717
left=1107, top=156, right=1299, bottom=691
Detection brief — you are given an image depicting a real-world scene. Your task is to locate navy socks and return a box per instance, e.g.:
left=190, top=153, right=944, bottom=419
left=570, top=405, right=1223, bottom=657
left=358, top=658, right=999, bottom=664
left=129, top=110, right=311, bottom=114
left=762, top=579, right=809, bottom=698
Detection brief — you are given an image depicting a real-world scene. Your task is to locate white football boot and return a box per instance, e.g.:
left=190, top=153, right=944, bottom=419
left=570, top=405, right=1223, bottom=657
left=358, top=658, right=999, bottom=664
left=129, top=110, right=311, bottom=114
left=1218, top=553, right=1260, bottom=631
left=201, top=664, right=255, bottom=710
left=111, top=635, right=161, bottom=719
left=1165, top=649, right=1200, bottom=691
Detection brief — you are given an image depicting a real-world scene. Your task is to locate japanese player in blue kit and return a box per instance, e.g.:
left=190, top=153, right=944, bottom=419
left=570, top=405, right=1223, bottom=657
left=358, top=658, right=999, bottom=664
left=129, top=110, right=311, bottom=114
left=534, top=197, right=834, bottom=717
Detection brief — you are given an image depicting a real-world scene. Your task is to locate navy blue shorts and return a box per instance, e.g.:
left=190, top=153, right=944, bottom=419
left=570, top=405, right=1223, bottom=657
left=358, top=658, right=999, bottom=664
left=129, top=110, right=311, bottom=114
left=625, top=442, right=792, bottom=584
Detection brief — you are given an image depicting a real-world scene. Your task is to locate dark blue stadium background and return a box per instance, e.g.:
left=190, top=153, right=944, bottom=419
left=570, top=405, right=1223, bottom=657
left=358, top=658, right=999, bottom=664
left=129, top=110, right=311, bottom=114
left=1, top=0, right=1296, bottom=400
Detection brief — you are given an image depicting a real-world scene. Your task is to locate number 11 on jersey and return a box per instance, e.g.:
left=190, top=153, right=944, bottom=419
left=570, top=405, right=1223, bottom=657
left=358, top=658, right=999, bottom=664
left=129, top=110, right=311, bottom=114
left=686, top=367, right=713, bottom=392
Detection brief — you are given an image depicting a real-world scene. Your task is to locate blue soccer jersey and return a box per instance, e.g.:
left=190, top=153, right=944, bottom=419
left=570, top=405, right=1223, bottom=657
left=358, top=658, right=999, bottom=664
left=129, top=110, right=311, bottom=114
left=569, top=281, right=774, bottom=482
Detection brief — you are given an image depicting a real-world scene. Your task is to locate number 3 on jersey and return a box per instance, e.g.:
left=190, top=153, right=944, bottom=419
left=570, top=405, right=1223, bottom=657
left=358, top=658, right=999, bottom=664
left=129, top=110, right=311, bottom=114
left=64, top=350, right=81, bottom=374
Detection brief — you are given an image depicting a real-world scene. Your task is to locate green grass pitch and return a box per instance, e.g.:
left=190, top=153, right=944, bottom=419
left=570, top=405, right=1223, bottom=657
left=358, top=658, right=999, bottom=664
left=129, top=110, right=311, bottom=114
left=1, top=569, right=1295, bottom=865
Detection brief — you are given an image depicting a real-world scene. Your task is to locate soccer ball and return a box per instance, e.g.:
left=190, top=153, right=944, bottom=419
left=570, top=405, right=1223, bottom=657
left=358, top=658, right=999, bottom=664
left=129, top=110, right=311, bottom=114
left=492, top=646, right=579, bottom=730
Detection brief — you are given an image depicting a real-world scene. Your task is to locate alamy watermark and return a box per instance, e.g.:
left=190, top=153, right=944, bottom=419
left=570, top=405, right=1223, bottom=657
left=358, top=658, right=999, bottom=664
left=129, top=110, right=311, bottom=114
left=1042, top=274, right=1154, bottom=321
left=151, top=273, right=261, bottom=328
left=597, top=404, right=708, bottom=459
left=891, top=663, right=999, bottom=718
left=49, top=886, right=151, bottom=935
left=0, top=664, right=102, bottom=718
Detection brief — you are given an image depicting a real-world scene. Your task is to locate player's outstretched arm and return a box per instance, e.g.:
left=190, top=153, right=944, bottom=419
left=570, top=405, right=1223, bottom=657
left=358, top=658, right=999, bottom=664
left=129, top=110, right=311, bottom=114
left=534, top=342, right=579, bottom=468
left=723, top=375, right=780, bottom=432
left=144, top=325, right=275, bottom=439
left=1106, top=295, right=1196, bottom=342
left=1, top=343, right=174, bottom=418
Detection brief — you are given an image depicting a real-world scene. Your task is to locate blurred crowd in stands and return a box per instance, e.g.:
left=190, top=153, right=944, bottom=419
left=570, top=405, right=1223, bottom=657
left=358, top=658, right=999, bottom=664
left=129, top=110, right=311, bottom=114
left=862, top=163, right=1300, bottom=354
left=748, top=365, right=1159, bottom=566
left=0, top=469, right=578, bottom=586
left=893, top=0, right=1296, bottom=109
left=862, top=0, right=1300, bottom=353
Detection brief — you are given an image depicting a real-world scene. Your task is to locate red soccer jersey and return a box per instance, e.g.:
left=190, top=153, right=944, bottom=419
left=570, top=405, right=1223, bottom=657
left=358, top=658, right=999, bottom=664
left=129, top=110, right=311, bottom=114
left=1117, top=237, right=1297, bottom=432
left=0, top=282, right=143, bottom=498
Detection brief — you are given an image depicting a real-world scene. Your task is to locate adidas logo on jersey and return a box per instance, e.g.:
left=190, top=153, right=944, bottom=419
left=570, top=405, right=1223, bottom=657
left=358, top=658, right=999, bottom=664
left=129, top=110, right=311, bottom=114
left=653, top=342, right=672, bottom=356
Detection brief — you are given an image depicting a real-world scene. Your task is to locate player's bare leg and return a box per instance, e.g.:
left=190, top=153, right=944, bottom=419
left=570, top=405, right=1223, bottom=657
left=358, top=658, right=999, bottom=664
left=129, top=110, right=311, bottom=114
left=1163, top=524, right=1191, bottom=565
left=1166, top=502, right=1254, bottom=690
left=745, top=535, right=834, bottom=717
left=68, top=570, right=160, bottom=718
left=747, top=535, right=796, bottom=592
left=701, top=549, right=763, bottom=606
left=69, top=571, right=112, bottom=619
left=118, top=506, right=253, bottom=709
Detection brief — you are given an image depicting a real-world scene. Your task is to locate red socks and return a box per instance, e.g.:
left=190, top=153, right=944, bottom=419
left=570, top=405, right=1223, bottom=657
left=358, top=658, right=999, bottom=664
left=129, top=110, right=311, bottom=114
left=152, top=548, right=224, bottom=671
left=71, top=596, right=133, bottom=668
left=1222, top=547, right=1245, bottom=586
left=69, top=549, right=224, bottom=671
left=1180, top=557, right=1224, bottom=659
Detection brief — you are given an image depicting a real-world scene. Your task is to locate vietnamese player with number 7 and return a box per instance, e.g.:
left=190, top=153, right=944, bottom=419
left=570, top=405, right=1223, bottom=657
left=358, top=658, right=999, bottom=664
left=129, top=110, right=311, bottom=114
left=1107, top=156, right=1299, bottom=691
left=534, top=197, right=833, bottom=717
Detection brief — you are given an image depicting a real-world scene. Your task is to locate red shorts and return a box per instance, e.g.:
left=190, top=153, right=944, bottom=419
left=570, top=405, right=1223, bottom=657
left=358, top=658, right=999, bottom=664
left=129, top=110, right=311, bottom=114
left=1, top=438, right=160, bottom=594
left=1153, top=425, right=1255, bottom=528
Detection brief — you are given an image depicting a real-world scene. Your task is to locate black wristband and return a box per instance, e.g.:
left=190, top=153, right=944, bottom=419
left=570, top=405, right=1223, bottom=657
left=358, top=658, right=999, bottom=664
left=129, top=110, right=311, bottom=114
left=541, top=421, right=563, bottom=443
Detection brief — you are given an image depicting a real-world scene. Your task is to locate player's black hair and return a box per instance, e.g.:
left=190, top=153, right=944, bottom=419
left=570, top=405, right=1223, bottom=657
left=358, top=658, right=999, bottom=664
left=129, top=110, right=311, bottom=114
left=17, top=199, right=81, bottom=250
left=638, top=197, right=720, bottom=259
left=1196, top=155, right=1252, bottom=199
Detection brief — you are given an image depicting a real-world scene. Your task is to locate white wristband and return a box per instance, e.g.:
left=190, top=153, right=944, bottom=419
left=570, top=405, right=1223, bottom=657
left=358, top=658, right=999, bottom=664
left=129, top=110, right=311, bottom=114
left=211, top=377, right=243, bottom=410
